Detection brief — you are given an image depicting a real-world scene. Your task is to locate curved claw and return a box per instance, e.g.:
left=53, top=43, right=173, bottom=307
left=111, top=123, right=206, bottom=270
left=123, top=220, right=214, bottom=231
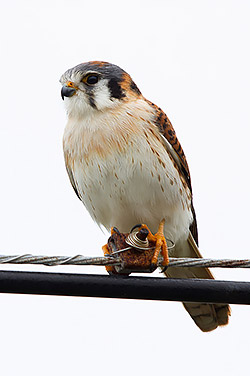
left=104, top=253, right=115, bottom=258
left=160, top=265, right=168, bottom=273
left=130, top=224, right=142, bottom=233
left=111, top=227, right=121, bottom=235
left=149, top=263, right=157, bottom=272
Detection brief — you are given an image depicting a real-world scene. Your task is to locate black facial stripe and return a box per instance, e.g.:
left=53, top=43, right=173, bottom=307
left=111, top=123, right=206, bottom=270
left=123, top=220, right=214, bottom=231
left=108, top=78, right=126, bottom=100
left=88, top=94, right=96, bottom=108
left=130, top=80, right=141, bottom=95
left=85, top=87, right=97, bottom=109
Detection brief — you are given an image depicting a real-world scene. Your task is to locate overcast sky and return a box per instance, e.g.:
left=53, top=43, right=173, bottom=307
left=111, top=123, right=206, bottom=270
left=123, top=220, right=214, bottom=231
left=0, top=1, right=250, bottom=375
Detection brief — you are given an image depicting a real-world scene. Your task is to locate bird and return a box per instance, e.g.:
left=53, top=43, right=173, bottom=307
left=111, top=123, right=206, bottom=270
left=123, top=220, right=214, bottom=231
left=60, top=61, right=231, bottom=332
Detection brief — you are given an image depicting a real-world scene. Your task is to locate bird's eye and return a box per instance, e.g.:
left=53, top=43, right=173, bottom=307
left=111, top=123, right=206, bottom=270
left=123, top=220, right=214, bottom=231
left=83, top=74, right=99, bottom=85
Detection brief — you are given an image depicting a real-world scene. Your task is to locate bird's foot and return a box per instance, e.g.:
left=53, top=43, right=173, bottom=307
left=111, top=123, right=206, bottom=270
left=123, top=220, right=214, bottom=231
left=102, top=244, right=114, bottom=273
left=139, top=219, right=169, bottom=271
left=102, top=223, right=168, bottom=274
left=102, top=227, right=121, bottom=273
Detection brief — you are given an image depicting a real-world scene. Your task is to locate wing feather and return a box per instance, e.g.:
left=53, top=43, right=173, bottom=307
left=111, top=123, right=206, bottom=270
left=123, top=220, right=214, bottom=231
left=146, top=100, right=198, bottom=243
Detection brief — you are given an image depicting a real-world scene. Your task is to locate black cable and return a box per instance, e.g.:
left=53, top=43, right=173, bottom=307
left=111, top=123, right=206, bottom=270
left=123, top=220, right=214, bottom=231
left=0, top=270, right=249, bottom=304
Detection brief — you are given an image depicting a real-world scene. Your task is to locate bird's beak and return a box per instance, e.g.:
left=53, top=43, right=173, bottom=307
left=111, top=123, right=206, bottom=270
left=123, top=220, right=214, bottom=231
left=61, top=84, right=76, bottom=100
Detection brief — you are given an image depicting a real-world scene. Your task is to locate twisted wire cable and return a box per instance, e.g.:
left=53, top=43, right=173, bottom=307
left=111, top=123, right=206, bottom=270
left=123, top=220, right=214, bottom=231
left=0, top=254, right=249, bottom=268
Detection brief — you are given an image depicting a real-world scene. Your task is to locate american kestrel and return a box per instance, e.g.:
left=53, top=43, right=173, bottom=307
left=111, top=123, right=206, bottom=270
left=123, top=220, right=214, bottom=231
left=60, top=61, right=230, bottom=332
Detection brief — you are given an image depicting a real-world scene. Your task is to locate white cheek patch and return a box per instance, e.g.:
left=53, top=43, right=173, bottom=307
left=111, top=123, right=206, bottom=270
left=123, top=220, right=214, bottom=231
left=63, top=92, right=95, bottom=118
left=94, top=79, right=114, bottom=110
left=61, top=77, right=118, bottom=117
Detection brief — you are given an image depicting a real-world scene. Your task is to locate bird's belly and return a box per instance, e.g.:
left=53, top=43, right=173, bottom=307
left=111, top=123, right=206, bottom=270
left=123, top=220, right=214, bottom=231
left=72, top=142, right=193, bottom=243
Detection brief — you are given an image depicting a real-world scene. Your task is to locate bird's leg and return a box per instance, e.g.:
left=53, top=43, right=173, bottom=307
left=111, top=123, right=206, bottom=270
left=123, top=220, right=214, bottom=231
left=102, top=227, right=118, bottom=273
left=140, top=219, right=169, bottom=270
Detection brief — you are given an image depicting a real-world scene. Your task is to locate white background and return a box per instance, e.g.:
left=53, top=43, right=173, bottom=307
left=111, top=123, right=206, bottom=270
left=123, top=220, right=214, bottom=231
left=0, top=0, right=249, bottom=375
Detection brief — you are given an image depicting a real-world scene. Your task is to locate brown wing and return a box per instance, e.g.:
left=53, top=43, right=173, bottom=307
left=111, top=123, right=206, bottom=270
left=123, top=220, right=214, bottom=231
left=146, top=100, right=191, bottom=190
left=146, top=100, right=198, bottom=244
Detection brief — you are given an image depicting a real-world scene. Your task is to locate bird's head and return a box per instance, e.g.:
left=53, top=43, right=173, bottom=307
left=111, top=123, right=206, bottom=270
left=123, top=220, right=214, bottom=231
left=60, top=61, right=141, bottom=117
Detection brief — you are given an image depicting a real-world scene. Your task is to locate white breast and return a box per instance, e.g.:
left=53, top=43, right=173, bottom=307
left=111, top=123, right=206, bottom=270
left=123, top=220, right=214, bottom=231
left=63, top=99, right=193, bottom=244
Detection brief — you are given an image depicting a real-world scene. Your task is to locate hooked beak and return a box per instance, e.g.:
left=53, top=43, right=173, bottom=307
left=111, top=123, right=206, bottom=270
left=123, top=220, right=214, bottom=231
left=61, top=85, right=76, bottom=100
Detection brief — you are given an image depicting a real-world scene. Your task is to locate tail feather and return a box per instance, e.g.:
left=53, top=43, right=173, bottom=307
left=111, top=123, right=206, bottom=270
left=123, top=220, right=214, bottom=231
left=163, top=232, right=231, bottom=332
left=183, top=302, right=230, bottom=332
